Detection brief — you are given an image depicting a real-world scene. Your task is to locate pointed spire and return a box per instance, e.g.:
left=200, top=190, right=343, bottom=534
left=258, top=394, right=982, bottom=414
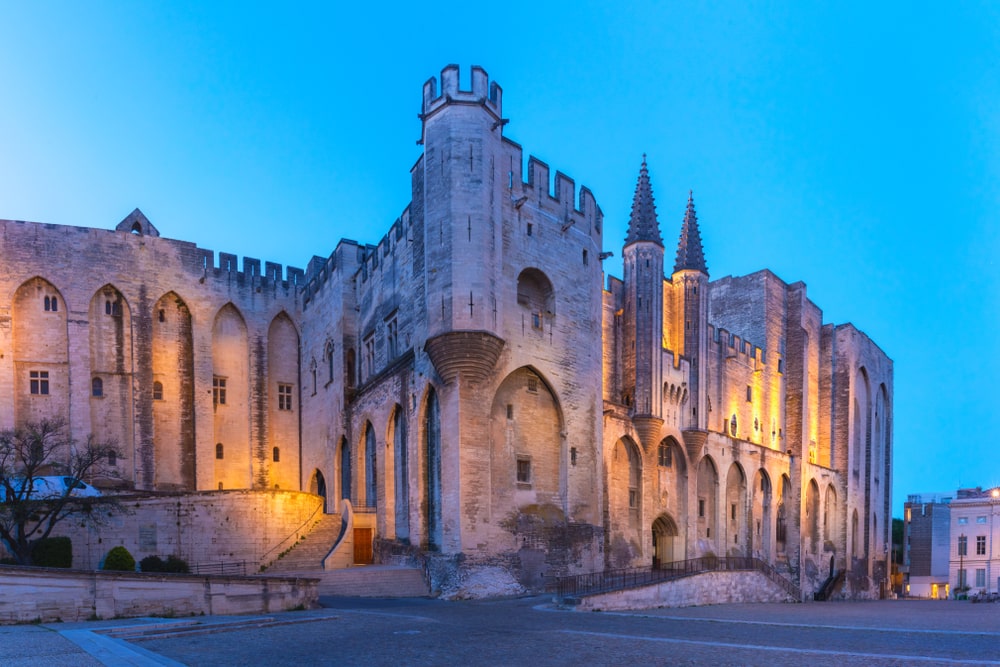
left=625, top=155, right=663, bottom=247
left=674, top=190, right=708, bottom=275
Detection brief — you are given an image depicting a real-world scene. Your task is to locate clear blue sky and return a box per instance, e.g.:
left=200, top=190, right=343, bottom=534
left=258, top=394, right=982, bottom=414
left=2, top=2, right=997, bottom=515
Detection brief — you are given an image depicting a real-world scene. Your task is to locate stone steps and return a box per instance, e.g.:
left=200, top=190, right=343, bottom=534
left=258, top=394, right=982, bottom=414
left=316, top=565, right=431, bottom=598
left=265, top=513, right=343, bottom=573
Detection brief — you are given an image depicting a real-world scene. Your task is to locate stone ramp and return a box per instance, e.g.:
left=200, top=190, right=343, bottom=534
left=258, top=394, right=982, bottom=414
left=316, top=565, right=431, bottom=598
left=264, top=512, right=343, bottom=573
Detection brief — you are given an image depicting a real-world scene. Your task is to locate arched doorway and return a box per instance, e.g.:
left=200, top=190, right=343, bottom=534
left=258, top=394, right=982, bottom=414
left=652, top=514, right=680, bottom=568
left=310, top=469, right=328, bottom=511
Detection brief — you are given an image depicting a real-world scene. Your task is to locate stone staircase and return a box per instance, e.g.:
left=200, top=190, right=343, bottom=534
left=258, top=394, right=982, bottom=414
left=315, top=565, right=431, bottom=598
left=264, top=512, right=343, bottom=573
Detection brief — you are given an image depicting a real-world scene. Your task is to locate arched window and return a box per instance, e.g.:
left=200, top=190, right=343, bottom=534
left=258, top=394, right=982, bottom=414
left=516, top=268, right=555, bottom=331
left=272, top=447, right=280, bottom=462
left=215, top=443, right=224, bottom=459
left=152, top=381, right=163, bottom=400
left=91, top=377, right=103, bottom=397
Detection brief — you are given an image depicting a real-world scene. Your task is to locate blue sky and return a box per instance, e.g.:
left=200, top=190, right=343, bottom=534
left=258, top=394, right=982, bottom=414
left=1, top=2, right=997, bottom=515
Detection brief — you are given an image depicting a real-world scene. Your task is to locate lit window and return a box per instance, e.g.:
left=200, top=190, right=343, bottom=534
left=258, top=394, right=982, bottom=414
left=91, top=377, right=103, bottom=397
left=153, top=381, right=163, bottom=401
left=213, top=377, right=227, bottom=406
left=30, top=370, right=49, bottom=395
left=278, top=383, right=293, bottom=411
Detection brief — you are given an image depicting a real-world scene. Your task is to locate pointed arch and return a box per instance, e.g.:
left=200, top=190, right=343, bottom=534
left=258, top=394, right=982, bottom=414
left=751, top=468, right=772, bottom=560
left=490, top=366, right=564, bottom=518
left=421, top=386, right=442, bottom=550
left=657, top=436, right=688, bottom=541
left=387, top=404, right=409, bottom=541
left=725, top=462, right=747, bottom=556
left=339, top=436, right=351, bottom=504
left=267, top=312, right=300, bottom=490
left=12, top=277, right=68, bottom=427
left=824, top=483, right=838, bottom=544
left=608, top=436, right=644, bottom=567
left=152, top=291, right=195, bottom=490
left=696, top=455, right=719, bottom=555
left=516, top=268, right=556, bottom=327
left=212, top=303, right=250, bottom=491
left=776, top=473, right=791, bottom=553
left=360, top=421, right=377, bottom=508
left=805, top=478, right=821, bottom=553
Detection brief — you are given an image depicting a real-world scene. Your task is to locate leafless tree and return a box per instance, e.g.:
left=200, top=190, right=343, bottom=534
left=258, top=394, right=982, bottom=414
left=0, top=418, right=124, bottom=565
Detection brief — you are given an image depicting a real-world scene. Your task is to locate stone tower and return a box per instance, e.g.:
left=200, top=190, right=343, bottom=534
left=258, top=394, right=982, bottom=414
left=622, top=158, right=665, bottom=451
left=672, top=192, right=709, bottom=431
left=419, top=64, right=506, bottom=379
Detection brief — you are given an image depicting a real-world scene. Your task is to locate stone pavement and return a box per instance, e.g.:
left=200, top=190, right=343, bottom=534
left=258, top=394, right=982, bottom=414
left=1, top=598, right=999, bottom=666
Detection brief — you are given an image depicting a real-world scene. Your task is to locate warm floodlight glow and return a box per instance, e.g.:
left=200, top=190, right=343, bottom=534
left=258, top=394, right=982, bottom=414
left=992, top=488, right=999, bottom=498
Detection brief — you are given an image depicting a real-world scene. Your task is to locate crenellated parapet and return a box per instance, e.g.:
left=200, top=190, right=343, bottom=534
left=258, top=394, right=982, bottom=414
left=504, top=143, right=603, bottom=240
left=421, top=64, right=502, bottom=125
left=709, top=324, right=768, bottom=367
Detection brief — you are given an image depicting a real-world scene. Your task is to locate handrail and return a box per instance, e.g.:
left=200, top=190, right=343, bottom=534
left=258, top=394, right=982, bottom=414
left=260, top=497, right=325, bottom=562
left=553, top=556, right=801, bottom=602
left=190, top=560, right=247, bottom=576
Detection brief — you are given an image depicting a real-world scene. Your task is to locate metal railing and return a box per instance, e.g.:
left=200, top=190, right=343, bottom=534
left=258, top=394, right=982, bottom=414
left=189, top=560, right=247, bottom=576
left=553, top=556, right=800, bottom=601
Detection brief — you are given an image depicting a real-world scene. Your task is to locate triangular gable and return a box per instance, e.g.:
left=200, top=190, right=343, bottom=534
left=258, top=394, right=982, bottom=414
left=115, top=208, right=160, bottom=237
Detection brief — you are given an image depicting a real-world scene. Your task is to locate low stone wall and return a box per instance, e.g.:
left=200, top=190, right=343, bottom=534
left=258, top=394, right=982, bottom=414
left=1, top=489, right=324, bottom=571
left=576, top=571, right=796, bottom=611
left=0, top=566, right=318, bottom=623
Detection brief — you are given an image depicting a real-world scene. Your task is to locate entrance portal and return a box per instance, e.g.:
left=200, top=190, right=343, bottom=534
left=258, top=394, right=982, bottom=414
left=652, top=514, right=681, bottom=568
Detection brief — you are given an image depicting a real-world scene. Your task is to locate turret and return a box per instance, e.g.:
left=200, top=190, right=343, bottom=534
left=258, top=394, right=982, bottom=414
left=672, top=192, right=709, bottom=430
left=622, top=157, right=665, bottom=449
left=417, top=65, right=506, bottom=383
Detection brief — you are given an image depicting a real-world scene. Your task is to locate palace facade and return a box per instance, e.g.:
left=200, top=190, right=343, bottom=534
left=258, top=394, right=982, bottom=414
left=0, top=65, right=892, bottom=597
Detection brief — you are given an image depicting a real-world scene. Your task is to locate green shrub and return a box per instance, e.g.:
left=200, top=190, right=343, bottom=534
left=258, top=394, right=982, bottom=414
left=33, top=537, right=72, bottom=568
left=139, top=555, right=164, bottom=572
left=139, top=554, right=190, bottom=573
left=102, top=546, right=135, bottom=571
left=164, top=555, right=190, bottom=573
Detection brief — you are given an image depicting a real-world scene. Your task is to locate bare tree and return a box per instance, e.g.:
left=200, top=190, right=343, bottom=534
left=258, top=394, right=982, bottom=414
left=0, top=418, right=124, bottom=565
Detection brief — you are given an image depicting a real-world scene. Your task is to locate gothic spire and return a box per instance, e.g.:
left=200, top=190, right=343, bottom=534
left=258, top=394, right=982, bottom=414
left=673, top=190, right=708, bottom=275
left=624, top=155, right=663, bottom=247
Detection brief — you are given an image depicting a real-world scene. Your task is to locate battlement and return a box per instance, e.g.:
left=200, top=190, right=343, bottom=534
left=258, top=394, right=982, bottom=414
left=709, top=324, right=768, bottom=366
left=504, top=141, right=602, bottom=238
left=422, top=64, right=502, bottom=121
left=198, top=249, right=304, bottom=290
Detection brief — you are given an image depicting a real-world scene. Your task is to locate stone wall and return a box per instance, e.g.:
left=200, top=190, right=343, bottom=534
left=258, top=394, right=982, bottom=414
left=0, top=566, right=317, bottom=623
left=576, top=570, right=795, bottom=611
left=2, top=490, right=324, bottom=571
